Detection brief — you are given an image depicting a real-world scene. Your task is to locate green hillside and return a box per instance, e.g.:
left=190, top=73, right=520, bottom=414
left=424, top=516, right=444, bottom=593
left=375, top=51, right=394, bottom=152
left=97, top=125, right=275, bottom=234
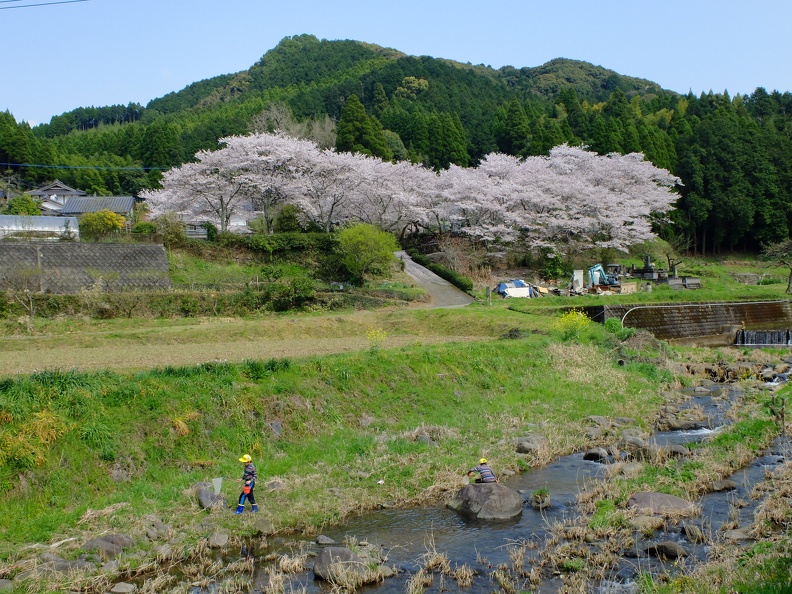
left=499, top=57, right=664, bottom=100
left=2, top=34, right=792, bottom=254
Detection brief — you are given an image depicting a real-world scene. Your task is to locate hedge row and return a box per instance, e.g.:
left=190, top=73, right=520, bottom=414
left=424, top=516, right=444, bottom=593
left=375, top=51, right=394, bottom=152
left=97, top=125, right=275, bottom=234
left=0, top=284, right=422, bottom=322
left=216, top=232, right=339, bottom=256
left=408, top=251, right=474, bottom=292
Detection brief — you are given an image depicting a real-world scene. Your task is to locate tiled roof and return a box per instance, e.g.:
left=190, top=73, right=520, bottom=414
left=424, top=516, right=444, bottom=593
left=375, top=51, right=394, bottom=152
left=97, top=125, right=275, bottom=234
left=60, top=196, right=136, bottom=215
left=29, top=179, right=87, bottom=197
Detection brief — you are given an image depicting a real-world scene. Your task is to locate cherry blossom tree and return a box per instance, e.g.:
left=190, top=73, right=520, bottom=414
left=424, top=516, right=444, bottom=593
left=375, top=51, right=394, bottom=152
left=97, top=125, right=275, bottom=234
left=220, top=133, right=316, bottom=234
left=144, top=133, right=316, bottom=233
left=145, top=133, right=679, bottom=256
left=461, top=145, right=680, bottom=254
left=142, top=147, right=252, bottom=232
left=352, top=159, right=429, bottom=233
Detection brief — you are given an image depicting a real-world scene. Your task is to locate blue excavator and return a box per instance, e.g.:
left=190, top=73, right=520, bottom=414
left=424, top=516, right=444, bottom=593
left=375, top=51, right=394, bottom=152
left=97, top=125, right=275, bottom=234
left=587, top=264, right=620, bottom=287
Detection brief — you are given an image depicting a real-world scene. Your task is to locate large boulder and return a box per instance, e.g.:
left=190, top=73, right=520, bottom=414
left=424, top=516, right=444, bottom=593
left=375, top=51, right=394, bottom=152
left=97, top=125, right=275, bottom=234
left=712, top=479, right=737, bottom=492
left=208, top=531, right=229, bottom=548
left=627, top=492, right=695, bottom=517
left=194, top=482, right=227, bottom=510
left=723, top=527, right=754, bottom=541
left=514, top=434, right=548, bottom=455
left=82, top=533, right=133, bottom=559
left=255, top=516, right=275, bottom=536
left=647, top=540, right=688, bottom=560
left=583, top=447, right=609, bottom=463
left=313, top=546, right=368, bottom=581
left=17, top=554, right=96, bottom=580
left=447, top=483, right=522, bottom=520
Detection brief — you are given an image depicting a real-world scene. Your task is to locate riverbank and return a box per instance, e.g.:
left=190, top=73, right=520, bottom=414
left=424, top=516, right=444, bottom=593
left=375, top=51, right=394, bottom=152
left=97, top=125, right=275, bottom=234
left=0, top=309, right=790, bottom=592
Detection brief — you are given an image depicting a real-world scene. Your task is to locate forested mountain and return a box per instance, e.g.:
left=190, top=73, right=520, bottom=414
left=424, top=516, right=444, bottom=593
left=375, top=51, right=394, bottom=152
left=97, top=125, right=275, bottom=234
left=1, top=33, right=791, bottom=254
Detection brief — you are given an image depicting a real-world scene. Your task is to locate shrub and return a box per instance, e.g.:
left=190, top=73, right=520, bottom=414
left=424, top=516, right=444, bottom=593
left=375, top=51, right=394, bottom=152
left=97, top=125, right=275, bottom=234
left=407, top=250, right=431, bottom=266
left=268, top=275, right=315, bottom=311
left=79, top=210, right=126, bottom=241
left=202, top=222, right=219, bottom=242
left=218, top=232, right=339, bottom=258
left=132, top=221, right=156, bottom=234
left=273, top=204, right=303, bottom=233
left=426, top=263, right=474, bottom=292
left=5, top=194, right=41, bottom=216
left=406, top=250, right=474, bottom=292
left=338, top=223, right=399, bottom=283
left=604, top=317, right=636, bottom=340
left=153, top=212, right=188, bottom=248
left=539, top=251, right=570, bottom=281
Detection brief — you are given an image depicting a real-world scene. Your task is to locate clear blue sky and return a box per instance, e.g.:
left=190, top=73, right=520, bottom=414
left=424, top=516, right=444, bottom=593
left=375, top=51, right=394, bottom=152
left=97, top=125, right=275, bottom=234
left=4, top=0, right=791, bottom=125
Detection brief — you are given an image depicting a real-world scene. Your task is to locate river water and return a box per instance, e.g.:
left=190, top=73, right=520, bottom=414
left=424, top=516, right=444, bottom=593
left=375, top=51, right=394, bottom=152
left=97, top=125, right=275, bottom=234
left=192, top=381, right=789, bottom=594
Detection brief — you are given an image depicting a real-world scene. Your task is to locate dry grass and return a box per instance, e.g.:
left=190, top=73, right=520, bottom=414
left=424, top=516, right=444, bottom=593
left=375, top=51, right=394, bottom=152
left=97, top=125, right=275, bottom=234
left=418, top=533, right=451, bottom=575
left=76, top=502, right=131, bottom=525
left=752, top=461, right=792, bottom=537
left=451, top=564, right=475, bottom=588
left=278, top=552, right=309, bottom=574
left=0, top=308, right=508, bottom=375
left=405, top=568, right=433, bottom=594
left=139, top=573, right=181, bottom=593
left=0, top=333, right=487, bottom=375
left=547, top=343, right=624, bottom=389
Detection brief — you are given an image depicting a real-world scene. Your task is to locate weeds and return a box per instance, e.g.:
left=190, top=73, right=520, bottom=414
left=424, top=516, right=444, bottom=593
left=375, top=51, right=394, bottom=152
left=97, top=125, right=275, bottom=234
left=554, top=308, right=593, bottom=341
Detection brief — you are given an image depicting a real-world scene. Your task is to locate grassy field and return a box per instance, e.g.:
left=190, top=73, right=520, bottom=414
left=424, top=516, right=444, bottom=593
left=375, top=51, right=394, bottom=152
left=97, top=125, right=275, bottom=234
left=0, top=305, right=550, bottom=374
left=0, top=318, right=663, bottom=540
left=2, top=255, right=790, bottom=375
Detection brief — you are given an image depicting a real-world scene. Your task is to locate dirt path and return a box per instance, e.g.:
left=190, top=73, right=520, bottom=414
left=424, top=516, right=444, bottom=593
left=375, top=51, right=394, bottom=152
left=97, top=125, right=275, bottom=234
left=396, top=251, right=475, bottom=308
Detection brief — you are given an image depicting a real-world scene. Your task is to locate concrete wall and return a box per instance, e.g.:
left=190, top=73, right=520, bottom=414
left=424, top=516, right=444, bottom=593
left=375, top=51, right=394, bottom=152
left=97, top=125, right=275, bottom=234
left=582, top=301, right=792, bottom=340
left=0, top=243, right=171, bottom=294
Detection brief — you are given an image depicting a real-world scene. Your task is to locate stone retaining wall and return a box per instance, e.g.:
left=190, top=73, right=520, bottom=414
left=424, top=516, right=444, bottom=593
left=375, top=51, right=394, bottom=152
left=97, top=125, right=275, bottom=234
left=582, top=301, right=792, bottom=340
left=0, top=242, right=171, bottom=294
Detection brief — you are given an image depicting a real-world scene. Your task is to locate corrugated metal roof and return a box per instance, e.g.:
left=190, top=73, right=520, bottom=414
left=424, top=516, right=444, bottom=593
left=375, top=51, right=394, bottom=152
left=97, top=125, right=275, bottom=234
left=60, top=196, right=136, bottom=215
left=0, top=214, right=80, bottom=234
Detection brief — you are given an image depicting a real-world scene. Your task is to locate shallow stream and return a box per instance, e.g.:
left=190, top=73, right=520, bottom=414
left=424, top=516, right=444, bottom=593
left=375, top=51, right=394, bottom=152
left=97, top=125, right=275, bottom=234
left=191, top=382, right=789, bottom=594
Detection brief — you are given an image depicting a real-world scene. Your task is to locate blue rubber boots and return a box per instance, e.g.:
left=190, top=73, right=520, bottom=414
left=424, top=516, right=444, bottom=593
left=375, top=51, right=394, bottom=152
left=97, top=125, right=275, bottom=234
left=235, top=504, right=257, bottom=514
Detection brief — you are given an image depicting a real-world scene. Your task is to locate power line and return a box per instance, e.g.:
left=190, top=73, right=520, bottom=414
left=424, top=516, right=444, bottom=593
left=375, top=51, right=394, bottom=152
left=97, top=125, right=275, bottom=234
left=1, top=162, right=166, bottom=171
left=0, top=0, right=89, bottom=10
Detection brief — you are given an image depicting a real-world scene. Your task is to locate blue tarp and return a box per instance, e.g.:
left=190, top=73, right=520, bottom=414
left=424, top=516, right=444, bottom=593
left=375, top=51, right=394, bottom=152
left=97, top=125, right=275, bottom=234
left=495, top=279, right=536, bottom=297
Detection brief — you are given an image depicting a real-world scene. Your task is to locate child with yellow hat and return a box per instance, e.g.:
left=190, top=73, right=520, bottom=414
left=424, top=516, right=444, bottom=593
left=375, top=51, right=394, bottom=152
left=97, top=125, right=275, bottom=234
left=235, top=454, right=258, bottom=514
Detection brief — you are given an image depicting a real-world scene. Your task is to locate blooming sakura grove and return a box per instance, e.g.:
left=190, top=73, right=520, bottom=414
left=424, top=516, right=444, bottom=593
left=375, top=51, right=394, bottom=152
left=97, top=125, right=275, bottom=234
left=143, top=133, right=680, bottom=254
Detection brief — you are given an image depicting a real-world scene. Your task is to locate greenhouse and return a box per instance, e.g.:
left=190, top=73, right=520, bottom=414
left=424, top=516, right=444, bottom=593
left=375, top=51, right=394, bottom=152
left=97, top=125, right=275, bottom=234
left=0, top=215, right=80, bottom=240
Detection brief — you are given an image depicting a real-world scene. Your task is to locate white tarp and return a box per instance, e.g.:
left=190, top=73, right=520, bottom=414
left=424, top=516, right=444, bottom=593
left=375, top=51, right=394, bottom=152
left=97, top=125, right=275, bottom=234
left=502, top=287, right=533, bottom=298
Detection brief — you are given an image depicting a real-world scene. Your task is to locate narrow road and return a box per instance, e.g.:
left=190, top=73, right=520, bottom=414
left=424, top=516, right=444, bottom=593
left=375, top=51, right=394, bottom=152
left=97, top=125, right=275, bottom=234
left=397, top=251, right=475, bottom=308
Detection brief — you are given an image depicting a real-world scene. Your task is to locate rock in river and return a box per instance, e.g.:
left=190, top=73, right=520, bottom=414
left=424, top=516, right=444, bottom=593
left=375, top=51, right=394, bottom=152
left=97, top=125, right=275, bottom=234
left=447, top=483, right=522, bottom=520
left=627, top=492, right=695, bottom=517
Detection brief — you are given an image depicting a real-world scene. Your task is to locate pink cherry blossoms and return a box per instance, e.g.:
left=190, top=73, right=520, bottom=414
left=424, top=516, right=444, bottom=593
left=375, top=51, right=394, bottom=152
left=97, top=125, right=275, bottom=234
left=143, top=133, right=680, bottom=254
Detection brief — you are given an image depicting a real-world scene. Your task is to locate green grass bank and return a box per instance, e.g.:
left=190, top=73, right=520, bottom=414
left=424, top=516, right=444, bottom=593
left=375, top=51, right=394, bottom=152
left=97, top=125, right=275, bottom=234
left=1, top=317, right=666, bottom=548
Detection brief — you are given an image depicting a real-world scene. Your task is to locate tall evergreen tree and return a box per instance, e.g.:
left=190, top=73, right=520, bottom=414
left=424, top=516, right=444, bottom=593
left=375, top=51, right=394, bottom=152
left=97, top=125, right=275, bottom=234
left=336, top=95, right=392, bottom=160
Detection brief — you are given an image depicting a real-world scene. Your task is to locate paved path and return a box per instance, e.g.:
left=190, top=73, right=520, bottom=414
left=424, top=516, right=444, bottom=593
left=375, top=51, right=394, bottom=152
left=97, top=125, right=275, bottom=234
left=397, top=251, right=475, bottom=308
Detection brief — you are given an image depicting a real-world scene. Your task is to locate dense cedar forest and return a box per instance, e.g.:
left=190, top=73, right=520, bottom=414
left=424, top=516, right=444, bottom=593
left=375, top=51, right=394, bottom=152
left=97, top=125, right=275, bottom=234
left=1, top=34, right=791, bottom=255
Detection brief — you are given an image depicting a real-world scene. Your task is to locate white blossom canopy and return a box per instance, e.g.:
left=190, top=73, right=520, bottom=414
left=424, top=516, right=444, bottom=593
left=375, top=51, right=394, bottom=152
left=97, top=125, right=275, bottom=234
left=144, top=133, right=680, bottom=253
